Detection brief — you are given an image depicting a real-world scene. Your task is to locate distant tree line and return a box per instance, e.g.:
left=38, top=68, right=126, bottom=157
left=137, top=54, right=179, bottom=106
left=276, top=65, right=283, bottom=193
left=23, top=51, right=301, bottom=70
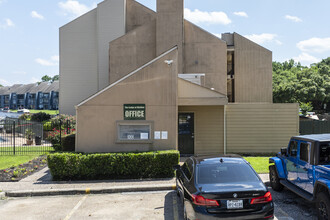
left=273, top=57, right=330, bottom=113
left=41, top=75, right=59, bottom=83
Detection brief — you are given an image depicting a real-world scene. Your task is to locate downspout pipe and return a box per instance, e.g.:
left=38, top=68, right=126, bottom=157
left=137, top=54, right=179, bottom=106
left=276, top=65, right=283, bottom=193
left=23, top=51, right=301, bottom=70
left=224, top=105, right=227, bottom=154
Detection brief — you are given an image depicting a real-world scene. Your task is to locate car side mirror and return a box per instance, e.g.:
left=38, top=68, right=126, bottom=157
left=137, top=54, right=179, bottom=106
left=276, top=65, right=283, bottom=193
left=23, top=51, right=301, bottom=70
left=173, top=164, right=181, bottom=170
left=281, top=148, right=287, bottom=156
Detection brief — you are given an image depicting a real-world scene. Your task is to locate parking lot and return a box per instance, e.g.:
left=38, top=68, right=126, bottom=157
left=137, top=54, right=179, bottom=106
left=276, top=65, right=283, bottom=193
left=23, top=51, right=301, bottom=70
left=0, top=188, right=317, bottom=220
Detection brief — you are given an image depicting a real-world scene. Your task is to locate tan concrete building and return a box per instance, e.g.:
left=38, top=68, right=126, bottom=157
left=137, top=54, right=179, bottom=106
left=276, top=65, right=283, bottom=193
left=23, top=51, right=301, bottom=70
left=60, top=0, right=299, bottom=154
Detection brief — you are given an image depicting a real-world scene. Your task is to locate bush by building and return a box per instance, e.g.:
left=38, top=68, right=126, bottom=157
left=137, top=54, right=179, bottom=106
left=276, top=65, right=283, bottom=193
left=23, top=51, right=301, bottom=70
left=61, top=134, right=75, bottom=152
left=47, top=150, right=179, bottom=180
left=31, top=112, right=51, bottom=122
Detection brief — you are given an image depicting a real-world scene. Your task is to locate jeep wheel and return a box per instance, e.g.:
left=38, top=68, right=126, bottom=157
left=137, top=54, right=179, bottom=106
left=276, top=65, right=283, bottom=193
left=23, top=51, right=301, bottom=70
left=316, top=192, right=330, bottom=220
left=269, top=165, right=284, bottom=191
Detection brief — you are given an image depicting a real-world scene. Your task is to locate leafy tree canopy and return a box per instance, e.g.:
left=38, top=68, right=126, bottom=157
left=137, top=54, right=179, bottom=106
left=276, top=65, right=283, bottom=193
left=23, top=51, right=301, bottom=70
left=40, top=75, right=59, bottom=83
left=273, top=58, right=330, bottom=112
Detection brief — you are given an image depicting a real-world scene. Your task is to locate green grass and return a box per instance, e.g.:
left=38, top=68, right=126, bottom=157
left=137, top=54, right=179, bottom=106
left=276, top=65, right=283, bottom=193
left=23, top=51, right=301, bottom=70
left=0, top=154, right=42, bottom=170
left=244, top=157, right=270, bottom=174
left=0, top=146, right=54, bottom=154
left=10, top=110, right=59, bottom=115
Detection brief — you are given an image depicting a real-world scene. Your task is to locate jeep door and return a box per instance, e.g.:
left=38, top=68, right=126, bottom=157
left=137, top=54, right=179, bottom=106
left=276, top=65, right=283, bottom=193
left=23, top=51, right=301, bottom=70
left=296, top=141, right=313, bottom=193
left=286, top=139, right=298, bottom=183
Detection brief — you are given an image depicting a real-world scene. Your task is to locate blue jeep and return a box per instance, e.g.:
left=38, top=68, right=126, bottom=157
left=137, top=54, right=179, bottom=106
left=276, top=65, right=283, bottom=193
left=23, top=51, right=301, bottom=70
left=269, top=134, right=330, bottom=220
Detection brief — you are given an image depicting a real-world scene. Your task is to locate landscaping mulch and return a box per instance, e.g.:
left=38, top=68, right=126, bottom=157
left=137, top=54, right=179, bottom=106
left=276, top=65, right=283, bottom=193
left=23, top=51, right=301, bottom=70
left=0, top=155, right=47, bottom=182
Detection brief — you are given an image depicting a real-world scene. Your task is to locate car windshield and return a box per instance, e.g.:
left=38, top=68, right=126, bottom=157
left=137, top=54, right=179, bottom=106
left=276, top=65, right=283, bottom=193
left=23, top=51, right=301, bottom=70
left=197, top=161, right=259, bottom=184
left=319, top=142, right=330, bottom=165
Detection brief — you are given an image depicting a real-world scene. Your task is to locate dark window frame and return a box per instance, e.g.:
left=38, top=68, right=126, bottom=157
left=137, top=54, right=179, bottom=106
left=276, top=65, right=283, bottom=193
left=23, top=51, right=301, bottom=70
left=289, top=140, right=298, bottom=157
left=299, top=142, right=310, bottom=163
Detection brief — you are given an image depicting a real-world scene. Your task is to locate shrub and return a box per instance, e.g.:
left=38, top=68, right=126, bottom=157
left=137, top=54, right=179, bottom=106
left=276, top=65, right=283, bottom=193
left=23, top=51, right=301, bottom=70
left=47, top=128, right=75, bottom=147
left=50, top=114, right=76, bottom=130
left=53, top=144, right=62, bottom=152
left=43, top=121, right=53, bottom=131
left=31, top=112, right=51, bottom=122
left=47, top=129, right=62, bottom=146
left=19, top=113, right=30, bottom=121
left=61, top=134, right=75, bottom=152
left=47, top=150, right=179, bottom=180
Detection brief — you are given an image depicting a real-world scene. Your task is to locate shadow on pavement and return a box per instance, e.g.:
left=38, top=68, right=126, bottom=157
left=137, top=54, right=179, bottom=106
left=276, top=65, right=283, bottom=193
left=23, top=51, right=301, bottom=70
left=164, top=191, right=184, bottom=220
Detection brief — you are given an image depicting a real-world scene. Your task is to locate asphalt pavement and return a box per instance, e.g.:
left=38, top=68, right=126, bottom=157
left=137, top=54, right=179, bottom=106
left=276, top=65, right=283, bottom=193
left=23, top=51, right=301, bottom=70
left=0, top=168, right=319, bottom=219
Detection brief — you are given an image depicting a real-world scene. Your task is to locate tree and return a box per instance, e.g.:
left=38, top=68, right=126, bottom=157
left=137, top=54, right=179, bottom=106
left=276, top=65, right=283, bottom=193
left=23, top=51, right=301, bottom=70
left=273, top=57, right=330, bottom=112
left=52, top=75, right=59, bottom=82
left=40, top=74, right=59, bottom=83
left=41, top=75, right=52, bottom=82
left=0, top=84, right=3, bottom=87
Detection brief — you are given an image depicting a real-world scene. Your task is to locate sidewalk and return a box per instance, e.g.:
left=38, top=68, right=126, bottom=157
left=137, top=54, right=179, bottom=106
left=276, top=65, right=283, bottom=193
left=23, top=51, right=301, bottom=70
left=0, top=166, right=270, bottom=198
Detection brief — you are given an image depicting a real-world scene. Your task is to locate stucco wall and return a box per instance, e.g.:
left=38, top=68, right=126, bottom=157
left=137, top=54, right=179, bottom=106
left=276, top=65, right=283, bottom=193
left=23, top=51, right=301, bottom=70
left=59, top=0, right=125, bottom=115
left=156, top=0, right=183, bottom=72
left=76, top=48, right=178, bottom=153
left=179, top=106, right=224, bottom=155
left=97, top=0, right=126, bottom=90
left=59, top=10, right=98, bottom=116
left=183, top=20, right=227, bottom=95
left=109, top=20, right=156, bottom=84
left=233, top=33, right=273, bottom=103
left=126, top=0, right=156, bottom=32
left=226, top=103, right=299, bottom=153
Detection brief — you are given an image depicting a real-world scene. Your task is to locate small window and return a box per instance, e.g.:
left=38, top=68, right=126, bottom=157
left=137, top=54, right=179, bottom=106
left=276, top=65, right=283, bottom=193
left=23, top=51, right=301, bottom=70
left=289, top=140, right=298, bottom=157
left=116, top=121, right=153, bottom=143
left=118, top=125, right=150, bottom=140
left=300, top=143, right=310, bottom=162
left=319, top=142, right=330, bottom=165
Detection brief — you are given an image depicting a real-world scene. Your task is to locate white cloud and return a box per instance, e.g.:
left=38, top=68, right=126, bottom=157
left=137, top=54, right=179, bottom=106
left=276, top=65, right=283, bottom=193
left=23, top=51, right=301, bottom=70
left=13, top=71, right=27, bottom=75
left=244, top=33, right=282, bottom=45
left=285, top=15, right=302, bottom=23
left=0, top=78, right=11, bottom=86
left=31, top=11, right=44, bottom=20
left=35, top=55, right=59, bottom=66
left=213, top=33, right=222, bottom=38
left=293, top=53, right=320, bottom=66
left=51, top=55, right=59, bottom=62
left=0, top=18, right=14, bottom=29
left=297, top=37, right=330, bottom=53
left=59, top=0, right=96, bottom=18
left=233, top=11, right=248, bottom=18
left=184, top=8, right=231, bottom=25
left=30, top=77, right=40, bottom=84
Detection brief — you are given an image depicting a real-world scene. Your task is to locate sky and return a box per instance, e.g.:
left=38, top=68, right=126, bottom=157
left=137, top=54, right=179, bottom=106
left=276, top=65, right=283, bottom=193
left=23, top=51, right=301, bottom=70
left=0, top=0, right=330, bottom=86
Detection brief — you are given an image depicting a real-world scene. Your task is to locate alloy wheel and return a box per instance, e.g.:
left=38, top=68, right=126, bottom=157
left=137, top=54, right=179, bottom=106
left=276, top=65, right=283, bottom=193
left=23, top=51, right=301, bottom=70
left=319, top=201, right=329, bottom=220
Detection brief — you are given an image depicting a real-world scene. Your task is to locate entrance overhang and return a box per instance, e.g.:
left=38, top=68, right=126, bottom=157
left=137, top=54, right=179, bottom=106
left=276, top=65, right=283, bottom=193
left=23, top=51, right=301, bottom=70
left=178, top=78, right=228, bottom=106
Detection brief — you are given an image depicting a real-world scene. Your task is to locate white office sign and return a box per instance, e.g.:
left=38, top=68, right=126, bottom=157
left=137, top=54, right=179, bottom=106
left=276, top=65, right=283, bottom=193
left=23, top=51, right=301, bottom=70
left=154, top=131, right=161, bottom=140
left=161, top=131, right=168, bottom=139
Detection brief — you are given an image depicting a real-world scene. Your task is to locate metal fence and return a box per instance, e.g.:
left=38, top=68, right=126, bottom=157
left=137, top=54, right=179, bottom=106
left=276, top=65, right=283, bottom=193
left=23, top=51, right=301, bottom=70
left=300, top=120, right=330, bottom=135
left=0, top=118, right=55, bottom=155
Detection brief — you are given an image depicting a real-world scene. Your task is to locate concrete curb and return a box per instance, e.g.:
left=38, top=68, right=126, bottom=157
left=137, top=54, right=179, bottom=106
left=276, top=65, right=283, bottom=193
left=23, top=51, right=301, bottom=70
left=0, top=192, right=5, bottom=199
left=5, top=184, right=177, bottom=197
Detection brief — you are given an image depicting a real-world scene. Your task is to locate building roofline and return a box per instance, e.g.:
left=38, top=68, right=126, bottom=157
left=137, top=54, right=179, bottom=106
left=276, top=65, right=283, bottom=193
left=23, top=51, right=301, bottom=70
left=77, top=46, right=178, bottom=107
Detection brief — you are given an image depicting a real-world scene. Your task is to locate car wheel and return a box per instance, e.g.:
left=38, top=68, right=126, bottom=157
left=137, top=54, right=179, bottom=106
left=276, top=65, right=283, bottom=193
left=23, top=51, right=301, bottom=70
left=316, top=192, right=330, bottom=220
left=269, top=165, right=284, bottom=191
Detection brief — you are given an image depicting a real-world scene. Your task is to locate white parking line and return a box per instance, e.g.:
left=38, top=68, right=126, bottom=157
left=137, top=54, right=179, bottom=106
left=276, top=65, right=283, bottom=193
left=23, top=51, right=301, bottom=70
left=64, top=195, right=88, bottom=220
